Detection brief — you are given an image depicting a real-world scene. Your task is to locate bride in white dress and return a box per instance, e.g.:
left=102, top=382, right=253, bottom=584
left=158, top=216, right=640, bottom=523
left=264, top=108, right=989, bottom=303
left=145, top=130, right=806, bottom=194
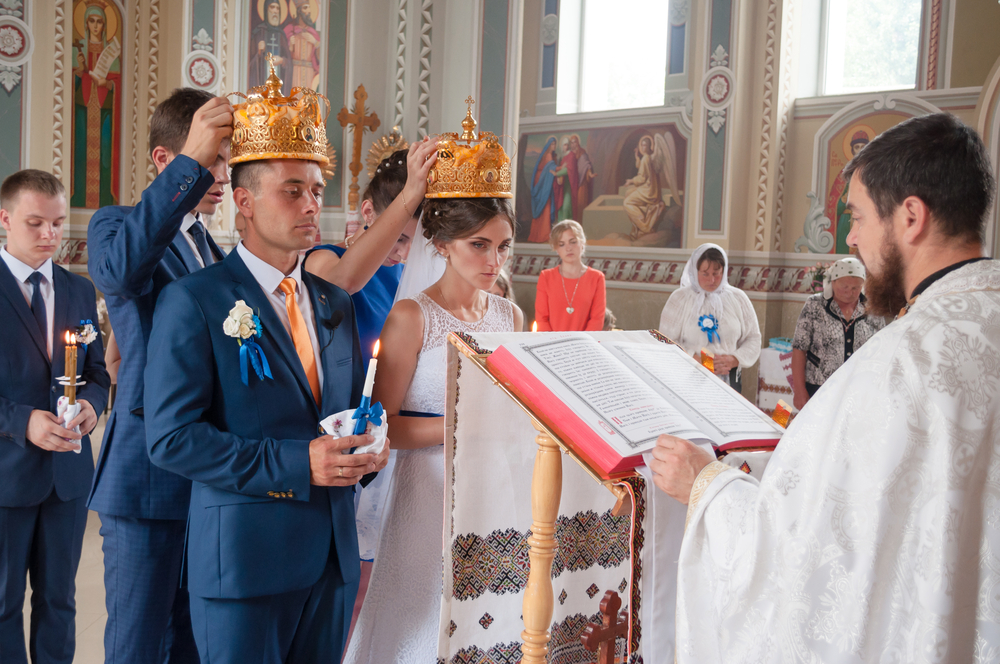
left=344, top=197, right=524, bottom=664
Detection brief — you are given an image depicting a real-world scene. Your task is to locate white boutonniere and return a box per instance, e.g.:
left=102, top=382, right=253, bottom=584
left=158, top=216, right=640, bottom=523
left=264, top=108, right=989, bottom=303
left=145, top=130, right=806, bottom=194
left=223, top=300, right=272, bottom=385
left=76, top=319, right=99, bottom=347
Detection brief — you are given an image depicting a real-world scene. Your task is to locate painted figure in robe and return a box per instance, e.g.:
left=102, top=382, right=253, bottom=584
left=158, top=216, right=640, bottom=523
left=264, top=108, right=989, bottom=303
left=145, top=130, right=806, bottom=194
left=528, top=136, right=558, bottom=243
left=623, top=133, right=679, bottom=239
left=569, top=134, right=595, bottom=219
left=71, top=0, right=122, bottom=209
left=552, top=137, right=579, bottom=222
left=285, top=0, right=321, bottom=90
left=825, top=127, right=871, bottom=254
left=249, top=0, right=291, bottom=93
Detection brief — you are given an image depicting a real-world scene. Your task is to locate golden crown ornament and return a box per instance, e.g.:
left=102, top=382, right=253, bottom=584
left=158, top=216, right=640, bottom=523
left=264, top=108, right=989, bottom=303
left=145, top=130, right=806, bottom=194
left=425, top=97, right=512, bottom=199
left=227, top=53, right=332, bottom=167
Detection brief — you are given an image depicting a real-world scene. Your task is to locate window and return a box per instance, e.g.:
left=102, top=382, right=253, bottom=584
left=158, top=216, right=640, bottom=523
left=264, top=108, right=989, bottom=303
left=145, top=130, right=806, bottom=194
left=822, top=0, right=922, bottom=95
left=556, top=0, right=669, bottom=114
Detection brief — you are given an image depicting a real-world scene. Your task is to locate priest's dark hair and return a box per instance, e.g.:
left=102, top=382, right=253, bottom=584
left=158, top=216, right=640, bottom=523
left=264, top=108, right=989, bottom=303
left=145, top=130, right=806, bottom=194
left=148, top=88, right=215, bottom=158
left=421, top=197, right=516, bottom=244
left=364, top=149, right=423, bottom=217
left=842, top=112, right=995, bottom=245
left=1, top=169, right=65, bottom=210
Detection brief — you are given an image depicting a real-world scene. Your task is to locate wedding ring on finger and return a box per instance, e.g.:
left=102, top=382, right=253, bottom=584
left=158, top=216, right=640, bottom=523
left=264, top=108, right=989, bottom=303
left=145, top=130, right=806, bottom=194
left=338, top=467, right=343, bottom=477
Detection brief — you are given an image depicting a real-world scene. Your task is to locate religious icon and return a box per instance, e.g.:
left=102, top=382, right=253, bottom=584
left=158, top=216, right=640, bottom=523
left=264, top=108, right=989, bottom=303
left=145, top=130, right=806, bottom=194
left=71, top=0, right=123, bottom=209
left=249, top=0, right=291, bottom=93
left=825, top=123, right=874, bottom=254
left=527, top=136, right=559, bottom=242
left=284, top=0, right=322, bottom=90
left=622, top=132, right=680, bottom=240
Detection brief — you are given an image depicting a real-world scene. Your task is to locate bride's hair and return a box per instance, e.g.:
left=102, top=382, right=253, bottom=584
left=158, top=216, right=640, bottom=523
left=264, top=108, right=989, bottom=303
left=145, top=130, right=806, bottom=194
left=421, top=198, right=516, bottom=244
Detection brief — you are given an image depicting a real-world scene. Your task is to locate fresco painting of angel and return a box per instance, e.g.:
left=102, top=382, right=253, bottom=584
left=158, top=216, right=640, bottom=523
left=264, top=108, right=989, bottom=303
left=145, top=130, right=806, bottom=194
left=623, top=132, right=680, bottom=239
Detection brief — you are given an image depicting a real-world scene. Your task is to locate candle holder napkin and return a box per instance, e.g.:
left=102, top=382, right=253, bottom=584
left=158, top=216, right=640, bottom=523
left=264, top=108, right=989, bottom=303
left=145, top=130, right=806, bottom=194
left=320, top=399, right=388, bottom=456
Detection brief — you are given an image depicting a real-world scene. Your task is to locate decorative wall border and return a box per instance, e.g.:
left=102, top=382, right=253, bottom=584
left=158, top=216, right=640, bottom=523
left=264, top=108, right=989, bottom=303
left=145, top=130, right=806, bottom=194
left=752, top=0, right=779, bottom=251
left=416, top=0, right=432, bottom=137
left=146, top=0, right=160, bottom=185
left=773, top=0, right=796, bottom=252
left=925, top=0, right=943, bottom=90
left=52, top=0, right=66, bottom=178
left=393, top=0, right=406, bottom=130
left=510, top=246, right=827, bottom=299
left=129, top=0, right=141, bottom=202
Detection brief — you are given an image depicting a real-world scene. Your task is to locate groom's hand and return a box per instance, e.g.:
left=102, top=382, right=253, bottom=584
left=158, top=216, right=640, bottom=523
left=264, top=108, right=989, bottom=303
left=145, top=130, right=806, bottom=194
left=309, top=434, right=379, bottom=486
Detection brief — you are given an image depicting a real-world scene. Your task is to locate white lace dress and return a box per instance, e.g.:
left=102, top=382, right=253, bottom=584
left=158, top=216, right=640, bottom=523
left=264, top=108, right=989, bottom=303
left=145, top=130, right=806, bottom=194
left=344, top=291, right=514, bottom=664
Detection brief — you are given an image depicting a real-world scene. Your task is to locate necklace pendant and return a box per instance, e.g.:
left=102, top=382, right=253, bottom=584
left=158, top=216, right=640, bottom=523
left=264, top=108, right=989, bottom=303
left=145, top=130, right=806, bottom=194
left=566, top=307, right=574, bottom=314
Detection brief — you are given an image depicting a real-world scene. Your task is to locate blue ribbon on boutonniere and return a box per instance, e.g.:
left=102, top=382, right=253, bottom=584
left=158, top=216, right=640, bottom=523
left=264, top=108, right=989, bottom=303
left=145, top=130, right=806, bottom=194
left=698, top=314, right=720, bottom=344
left=352, top=395, right=385, bottom=435
left=233, top=312, right=273, bottom=387
left=76, top=319, right=99, bottom=351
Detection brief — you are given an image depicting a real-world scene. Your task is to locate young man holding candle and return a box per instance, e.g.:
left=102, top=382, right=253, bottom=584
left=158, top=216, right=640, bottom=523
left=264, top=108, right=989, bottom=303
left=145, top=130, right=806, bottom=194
left=144, top=63, right=389, bottom=663
left=86, top=88, right=233, bottom=662
left=0, top=169, right=110, bottom=664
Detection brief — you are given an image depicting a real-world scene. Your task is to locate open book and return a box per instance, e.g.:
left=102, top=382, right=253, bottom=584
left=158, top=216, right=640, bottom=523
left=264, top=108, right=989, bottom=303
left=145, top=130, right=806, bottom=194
left=472, top=331, right=782, bottom=478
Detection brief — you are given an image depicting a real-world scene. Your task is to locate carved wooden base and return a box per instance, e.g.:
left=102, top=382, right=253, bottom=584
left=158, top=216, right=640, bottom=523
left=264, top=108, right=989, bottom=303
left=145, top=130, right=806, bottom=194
left=520, top=421, right=563, bottom=663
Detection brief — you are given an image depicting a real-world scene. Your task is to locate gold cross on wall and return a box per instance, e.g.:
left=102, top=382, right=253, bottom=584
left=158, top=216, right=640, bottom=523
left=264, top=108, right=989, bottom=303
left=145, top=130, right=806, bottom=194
left=337, top=84, right=381, bottom=211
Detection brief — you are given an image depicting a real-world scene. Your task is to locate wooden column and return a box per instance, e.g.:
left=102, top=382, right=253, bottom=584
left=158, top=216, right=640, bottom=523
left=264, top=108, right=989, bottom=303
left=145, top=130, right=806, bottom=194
left=521, top=421, right=563, bottom=663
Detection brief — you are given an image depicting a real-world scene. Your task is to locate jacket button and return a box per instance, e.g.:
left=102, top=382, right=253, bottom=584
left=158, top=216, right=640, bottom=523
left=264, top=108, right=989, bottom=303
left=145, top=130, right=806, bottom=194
left=287, top=492, right=294, bottom=498
left=179, top=184, right=189, bottom=191
left=267, top=491, right=275, bottom=496
left=51, top=386, right=58, bottom=392
left=184, top=175, right=194, bottom=183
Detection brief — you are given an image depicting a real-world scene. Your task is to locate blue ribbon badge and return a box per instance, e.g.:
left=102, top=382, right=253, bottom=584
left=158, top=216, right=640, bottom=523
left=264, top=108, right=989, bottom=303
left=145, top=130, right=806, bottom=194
left=352, top=395, right=385, bottom=435
left=698, top=314, right=720, bottom=344
left=238, top=315, right=273, bottom=386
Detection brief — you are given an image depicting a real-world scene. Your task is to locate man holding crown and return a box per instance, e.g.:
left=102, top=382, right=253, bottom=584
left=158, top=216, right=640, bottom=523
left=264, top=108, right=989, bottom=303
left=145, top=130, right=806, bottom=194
left=143, top=62, right=389, bottom=662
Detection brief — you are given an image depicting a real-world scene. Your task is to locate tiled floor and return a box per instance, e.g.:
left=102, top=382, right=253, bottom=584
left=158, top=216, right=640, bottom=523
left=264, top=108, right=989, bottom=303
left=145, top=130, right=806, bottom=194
left=22, top=421, right=107, bottom=664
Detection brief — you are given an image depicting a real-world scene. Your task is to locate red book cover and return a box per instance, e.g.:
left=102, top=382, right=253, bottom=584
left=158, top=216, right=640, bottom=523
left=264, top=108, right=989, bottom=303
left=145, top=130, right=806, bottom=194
left=487, top=345, right=642, bottom=478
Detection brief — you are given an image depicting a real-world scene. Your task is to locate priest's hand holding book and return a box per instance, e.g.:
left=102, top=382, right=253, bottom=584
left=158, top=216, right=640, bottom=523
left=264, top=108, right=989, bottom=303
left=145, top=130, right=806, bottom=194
left=647, top=434, right=716, bottom=504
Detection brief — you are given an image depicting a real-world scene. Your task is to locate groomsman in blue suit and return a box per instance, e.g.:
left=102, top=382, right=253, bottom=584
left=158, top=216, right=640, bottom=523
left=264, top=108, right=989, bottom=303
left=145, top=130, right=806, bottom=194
left=0, top=169, right=110, bottom=664
left=145, top=68, right=389, bottom=663
left=87, top=88, right=233, bottom=663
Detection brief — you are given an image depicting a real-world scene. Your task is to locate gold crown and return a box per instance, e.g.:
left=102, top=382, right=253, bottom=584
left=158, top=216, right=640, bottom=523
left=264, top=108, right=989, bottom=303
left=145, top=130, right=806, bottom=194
left=425, top=97, right=512, bottom=199
left=366, top=127, right=409, bottom=179
left=227, top=53, right=330, bottom=167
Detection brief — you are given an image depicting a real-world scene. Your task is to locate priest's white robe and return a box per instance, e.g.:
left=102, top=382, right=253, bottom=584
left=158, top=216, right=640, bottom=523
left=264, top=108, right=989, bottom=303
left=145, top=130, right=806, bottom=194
left=677, top=260, right=1000, bottom=663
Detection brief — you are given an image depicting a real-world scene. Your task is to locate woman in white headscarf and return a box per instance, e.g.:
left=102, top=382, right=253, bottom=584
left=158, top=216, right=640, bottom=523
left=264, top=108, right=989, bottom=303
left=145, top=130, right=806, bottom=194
left=658, top=243, right=761, bottom=391
left=791, top=257, right=885, bottom=409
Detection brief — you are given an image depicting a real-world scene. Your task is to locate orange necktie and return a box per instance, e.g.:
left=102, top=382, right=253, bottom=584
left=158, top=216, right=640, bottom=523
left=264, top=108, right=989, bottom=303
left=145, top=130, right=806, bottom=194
left=278, top=277, right=321, bottom=404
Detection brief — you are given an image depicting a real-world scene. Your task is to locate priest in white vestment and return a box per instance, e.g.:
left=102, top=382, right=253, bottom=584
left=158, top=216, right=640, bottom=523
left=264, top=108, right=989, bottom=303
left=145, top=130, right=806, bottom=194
left=649, top=113, right=1000, bottom=663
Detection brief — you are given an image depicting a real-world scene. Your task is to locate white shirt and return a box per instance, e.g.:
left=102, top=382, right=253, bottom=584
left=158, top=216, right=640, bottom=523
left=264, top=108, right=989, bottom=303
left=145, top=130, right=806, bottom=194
left=180, top=213, right=210, bottom=268
left=657, top=285, right=762, bottom=369
left=1, top=245, right=54, bottom=358
left=236, top=242, right=323, bottom=389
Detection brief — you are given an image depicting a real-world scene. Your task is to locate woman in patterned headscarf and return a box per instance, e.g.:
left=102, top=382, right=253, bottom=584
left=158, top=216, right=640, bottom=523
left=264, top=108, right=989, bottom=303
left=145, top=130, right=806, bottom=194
left=791, top=257, right=886, bottom=409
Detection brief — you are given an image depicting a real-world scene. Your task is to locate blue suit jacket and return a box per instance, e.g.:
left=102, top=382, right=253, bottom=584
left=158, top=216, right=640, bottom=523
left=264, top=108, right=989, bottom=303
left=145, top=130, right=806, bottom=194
left=87, top=156, right=224, bottom=519
left=0, top=260, right=110, bottom=507
left=144, top=250, right=364, bottom=599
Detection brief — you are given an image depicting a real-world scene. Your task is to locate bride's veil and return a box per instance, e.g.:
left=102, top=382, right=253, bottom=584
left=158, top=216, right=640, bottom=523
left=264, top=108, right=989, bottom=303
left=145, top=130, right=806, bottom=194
left=393, top=211, right=446, bottom=304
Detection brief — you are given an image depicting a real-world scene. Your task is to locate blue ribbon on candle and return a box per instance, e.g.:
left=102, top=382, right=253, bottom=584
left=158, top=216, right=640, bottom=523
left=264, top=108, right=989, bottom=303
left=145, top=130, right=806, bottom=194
left=698, top=314, right=720, bottom=344
left=239, top=339, right=273, bottom=386
left=352, top=395, right=385, bottom=435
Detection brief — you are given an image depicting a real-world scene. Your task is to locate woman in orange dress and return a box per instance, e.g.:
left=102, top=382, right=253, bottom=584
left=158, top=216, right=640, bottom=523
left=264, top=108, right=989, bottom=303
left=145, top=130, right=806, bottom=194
left=535, top=220, right=606, bottom=331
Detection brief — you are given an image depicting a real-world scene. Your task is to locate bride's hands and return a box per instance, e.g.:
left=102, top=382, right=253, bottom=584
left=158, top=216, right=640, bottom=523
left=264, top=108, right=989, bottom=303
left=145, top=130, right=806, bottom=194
left=401, top=136, right=439, bottom=212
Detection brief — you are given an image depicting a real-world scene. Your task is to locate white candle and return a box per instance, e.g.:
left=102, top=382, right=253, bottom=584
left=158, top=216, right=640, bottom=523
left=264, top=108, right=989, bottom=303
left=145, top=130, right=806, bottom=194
left=362, top=339, right=380, bottom=398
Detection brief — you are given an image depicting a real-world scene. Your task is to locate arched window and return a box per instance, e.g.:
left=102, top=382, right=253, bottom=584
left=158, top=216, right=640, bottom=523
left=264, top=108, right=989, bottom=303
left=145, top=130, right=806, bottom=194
left=820, top=0, right=923, bottom=95
left=555, top=0, right=670, bottom=114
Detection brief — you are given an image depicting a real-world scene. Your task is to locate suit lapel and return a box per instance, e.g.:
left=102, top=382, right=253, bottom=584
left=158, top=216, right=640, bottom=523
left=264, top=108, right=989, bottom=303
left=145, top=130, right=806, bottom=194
left=223, top=252, right=317, bottom=412
left=0, top=259, right=48, bottom=361
left=170, top=231, right=202, bottom=274
left=207, top=232, right=227, bottom=262
left=306, top=277, right=336, bottom=413
left=53, top=267, right=71, bottom=373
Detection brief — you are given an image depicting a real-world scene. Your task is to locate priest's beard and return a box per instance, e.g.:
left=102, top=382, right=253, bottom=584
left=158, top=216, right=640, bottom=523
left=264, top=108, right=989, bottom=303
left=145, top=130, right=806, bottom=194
left=862, top=236, right=908, bottom=318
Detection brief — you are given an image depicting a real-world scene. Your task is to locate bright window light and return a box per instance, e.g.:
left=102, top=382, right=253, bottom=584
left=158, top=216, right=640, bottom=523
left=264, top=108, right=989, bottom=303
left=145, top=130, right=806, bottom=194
left=823, top=0, right=921, bottom=95
left=557, top=0, right=669, bottom=114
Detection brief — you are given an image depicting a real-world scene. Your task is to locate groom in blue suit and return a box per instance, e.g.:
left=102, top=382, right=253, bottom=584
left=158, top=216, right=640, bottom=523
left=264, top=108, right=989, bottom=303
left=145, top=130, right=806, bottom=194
left=145, top=131, right=389, bottom=660
left=86, top=89, right=233, bottom=662
left=0, top=170, right=109, bottom=664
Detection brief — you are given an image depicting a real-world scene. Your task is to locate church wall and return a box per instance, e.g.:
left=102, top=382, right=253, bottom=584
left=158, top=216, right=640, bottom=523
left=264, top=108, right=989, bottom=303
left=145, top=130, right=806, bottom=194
left=949, top=0, right=1000, bottom=89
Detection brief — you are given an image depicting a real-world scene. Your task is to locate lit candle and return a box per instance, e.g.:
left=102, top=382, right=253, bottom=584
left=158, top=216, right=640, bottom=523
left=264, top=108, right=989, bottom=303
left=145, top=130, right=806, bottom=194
left=64, top=332, right=78, bottom=405
left=362, top=339, right=380, bottom=398
left=531, top=321, right=538, bottom=333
